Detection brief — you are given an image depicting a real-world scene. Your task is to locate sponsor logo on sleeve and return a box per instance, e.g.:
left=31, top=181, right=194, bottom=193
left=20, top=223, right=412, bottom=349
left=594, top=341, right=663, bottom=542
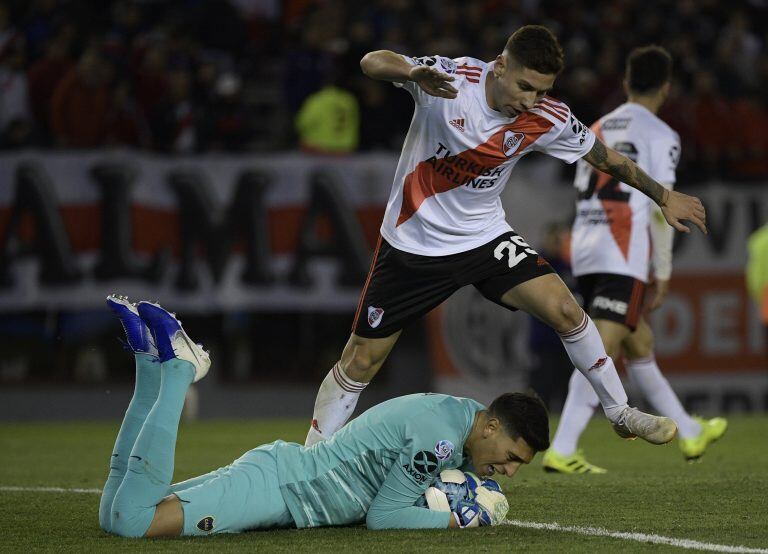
left=403, top=450, right=439, bottom=483
left=434, top=440, right=455, bottom=460
left=669, top=144, right=681, bottom=168
left=569, top=114, right=589, bottom=145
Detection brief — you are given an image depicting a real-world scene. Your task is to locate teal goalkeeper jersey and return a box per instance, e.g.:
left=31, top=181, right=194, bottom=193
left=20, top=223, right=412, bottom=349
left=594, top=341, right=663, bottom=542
left=274, top=393, right=484, bottom=529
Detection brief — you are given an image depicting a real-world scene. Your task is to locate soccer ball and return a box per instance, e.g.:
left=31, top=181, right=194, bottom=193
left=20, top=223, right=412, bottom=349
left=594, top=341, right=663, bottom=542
left=415, top=470, right=508, bottom=525
left=414, top=469, right=475, bottom=512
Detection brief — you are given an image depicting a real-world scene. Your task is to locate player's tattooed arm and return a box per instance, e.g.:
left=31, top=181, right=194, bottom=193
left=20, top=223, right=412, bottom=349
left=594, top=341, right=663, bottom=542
left=582, top=139, right=668, bottom=206
left=583, top=138, right=707, bottom=234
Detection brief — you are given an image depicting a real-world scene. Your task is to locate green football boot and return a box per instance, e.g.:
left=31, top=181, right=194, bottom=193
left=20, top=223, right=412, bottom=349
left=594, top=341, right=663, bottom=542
left=542, top=449, right=607, bottom=474
left=679, top=416, right=728, bottom=462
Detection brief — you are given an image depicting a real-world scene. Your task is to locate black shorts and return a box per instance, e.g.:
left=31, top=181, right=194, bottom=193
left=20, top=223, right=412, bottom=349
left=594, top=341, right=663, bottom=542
left=577, top=273, right=646, bottom=331
left=352, top=232, right=555, bottom=338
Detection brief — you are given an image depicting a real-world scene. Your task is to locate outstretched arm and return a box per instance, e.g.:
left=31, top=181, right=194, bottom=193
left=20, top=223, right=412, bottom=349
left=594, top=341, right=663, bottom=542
left=583, top=139, right=707, bottom=234
left=360, top=50, right=458, bottom=99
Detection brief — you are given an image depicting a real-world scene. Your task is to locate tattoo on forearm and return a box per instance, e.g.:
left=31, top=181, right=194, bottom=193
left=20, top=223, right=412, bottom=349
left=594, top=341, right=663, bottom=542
left=586, top=139, right=608, bottom=166
left=586, top=140, right=667, bottom=206
left=606, top=159, right=666, bottom=205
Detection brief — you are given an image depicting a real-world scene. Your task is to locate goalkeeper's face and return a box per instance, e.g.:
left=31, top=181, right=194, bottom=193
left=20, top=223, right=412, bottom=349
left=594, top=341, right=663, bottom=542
left=467, top=417, right=535, bottom=479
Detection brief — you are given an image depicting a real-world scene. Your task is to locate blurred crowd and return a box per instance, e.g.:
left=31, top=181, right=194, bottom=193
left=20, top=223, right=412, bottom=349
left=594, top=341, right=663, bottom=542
left=0, top=0, right=767, bottom=183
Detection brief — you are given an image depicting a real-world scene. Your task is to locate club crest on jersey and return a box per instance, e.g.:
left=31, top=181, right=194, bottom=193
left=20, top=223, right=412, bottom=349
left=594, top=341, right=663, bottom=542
left=196, top=516, right=215, bottom=532
left=434, top=439, right=455, bottom=460
left=503, top=131, right=525, bottom=156
left=367, top=306, right=384, bottom=328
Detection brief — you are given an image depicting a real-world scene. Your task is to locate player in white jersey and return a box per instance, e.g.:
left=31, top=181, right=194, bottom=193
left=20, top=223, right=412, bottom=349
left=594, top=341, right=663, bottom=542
left=543, top=46, right=727, bottom=474
left=304, top=27, right=708, bottom=452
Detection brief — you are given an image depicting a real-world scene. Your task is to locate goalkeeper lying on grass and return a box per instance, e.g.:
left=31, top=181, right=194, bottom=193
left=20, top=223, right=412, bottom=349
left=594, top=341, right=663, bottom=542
left=100, top=295, right=549, bottom=538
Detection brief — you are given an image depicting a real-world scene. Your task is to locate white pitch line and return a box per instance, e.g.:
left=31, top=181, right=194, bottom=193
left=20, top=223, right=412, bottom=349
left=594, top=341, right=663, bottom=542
left=0, top=486, right=101, bottom=494
left=504, top=519, right=768, bottom=554
left=1, top=487, right=766, bottom=553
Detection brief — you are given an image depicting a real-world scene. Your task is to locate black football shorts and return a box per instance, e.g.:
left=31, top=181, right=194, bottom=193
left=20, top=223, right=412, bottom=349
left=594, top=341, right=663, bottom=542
left=351, top=231, right=555, bottom=338
left=576, top=273, right=646, bottom=331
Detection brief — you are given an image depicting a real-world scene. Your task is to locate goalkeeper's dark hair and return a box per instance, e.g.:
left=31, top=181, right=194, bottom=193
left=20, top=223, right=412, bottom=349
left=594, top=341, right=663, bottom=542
left=488, top=391, right=550, bottom=452
left=626, top=45, right=672, bottom=94
left=504, top=25, right=564, bottom=75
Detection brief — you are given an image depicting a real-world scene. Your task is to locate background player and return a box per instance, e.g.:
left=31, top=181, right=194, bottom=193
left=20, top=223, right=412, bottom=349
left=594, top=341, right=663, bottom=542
left=305, top=26, right=707, bottom=449
left=543, top=46, right=727, bottom=474
left=99, top=295, right=545, bottom=537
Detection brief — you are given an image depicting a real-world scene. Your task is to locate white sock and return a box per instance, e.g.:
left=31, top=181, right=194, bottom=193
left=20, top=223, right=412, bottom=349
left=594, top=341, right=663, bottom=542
left=558, top=312, right=628, bottom=422
left=551, top=370, right=600, bottom=456
left=625, top=356, right=701, bottom=439
left=305, top=362, right=367, bottom=446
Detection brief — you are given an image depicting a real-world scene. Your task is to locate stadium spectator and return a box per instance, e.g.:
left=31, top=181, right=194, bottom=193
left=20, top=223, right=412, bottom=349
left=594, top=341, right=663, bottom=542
left=295, top=72, right=359, bottom=154
left=0, top=32, right=33, bottom=148
left=0, top=0, right=762, bottom=184
left=50, top=44, right=114, bottom=148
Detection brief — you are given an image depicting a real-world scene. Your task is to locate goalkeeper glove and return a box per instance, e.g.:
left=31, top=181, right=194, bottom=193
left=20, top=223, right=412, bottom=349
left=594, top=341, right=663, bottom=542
left=474, top=486, right=509, bottom=526
left=451, top=499, right=492, bottom=528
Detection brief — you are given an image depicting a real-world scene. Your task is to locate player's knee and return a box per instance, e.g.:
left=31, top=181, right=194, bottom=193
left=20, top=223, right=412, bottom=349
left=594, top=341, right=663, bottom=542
left=342, top=342, right=384, bottom=382
left=625, top=334, right=653, bottom=360
left=342, top=351, right=377, bottom=382
left=99, top=511, right=112, bottom=534
left=109, top=496, right=154, bottom=538
left=553, top=296, right=584, bottom=334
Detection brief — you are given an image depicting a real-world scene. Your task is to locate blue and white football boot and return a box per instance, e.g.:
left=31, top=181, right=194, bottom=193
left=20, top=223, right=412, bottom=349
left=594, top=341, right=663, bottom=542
left=136, top=301, right=210, bottom=382
left=106, top=294, right=158, bottom=357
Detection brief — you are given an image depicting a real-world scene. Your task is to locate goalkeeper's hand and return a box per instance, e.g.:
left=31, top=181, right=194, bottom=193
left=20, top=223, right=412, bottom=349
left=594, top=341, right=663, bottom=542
left=451, top=499, right=492, bottom=528
left=474, top=486, right=509, bottom=526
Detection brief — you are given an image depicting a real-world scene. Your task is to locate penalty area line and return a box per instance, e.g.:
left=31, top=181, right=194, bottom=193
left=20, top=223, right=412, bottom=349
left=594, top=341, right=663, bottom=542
left=504, top=519, right=768, bottom=554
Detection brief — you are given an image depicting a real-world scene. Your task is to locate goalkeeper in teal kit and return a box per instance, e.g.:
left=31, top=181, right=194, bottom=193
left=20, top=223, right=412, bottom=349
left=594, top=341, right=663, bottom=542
left=99, top=297, right=550, bottom=538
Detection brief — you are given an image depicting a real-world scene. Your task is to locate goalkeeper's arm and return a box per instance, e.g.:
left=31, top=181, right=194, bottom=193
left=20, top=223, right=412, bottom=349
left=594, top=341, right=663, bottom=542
left=366, top=461, right=453, bottom=530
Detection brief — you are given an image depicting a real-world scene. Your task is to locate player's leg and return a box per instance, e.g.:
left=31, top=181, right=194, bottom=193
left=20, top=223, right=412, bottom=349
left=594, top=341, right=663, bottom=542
left=305, top=331, right=400, bottom=445
left=99, top=295, right=160, bottom=533
left=306, top=238, right=459, bottom=445
left=501, top=274, right=628, bottom=419
left=109, top=302, right=210, bottom=538
left=623, top=318, right=728, bottom=461
left=500, top=274, right=676, bottom=443
left=544, top=319, right=628, bottom=473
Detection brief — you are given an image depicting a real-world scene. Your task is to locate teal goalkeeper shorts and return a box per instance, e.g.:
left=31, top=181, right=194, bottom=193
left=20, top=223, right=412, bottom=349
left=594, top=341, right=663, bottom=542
left=170, top=442, right=295, bottom=535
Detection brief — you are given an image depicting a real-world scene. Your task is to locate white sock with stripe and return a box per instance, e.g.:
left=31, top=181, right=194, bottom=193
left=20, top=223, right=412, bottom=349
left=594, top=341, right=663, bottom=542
left=625, top=356, right=701, bottom=439
left=551, top=370, right=600, bottom=456
left=558, top=312, right=628, bottom=423
left=305, top=362, right=367, bottom=446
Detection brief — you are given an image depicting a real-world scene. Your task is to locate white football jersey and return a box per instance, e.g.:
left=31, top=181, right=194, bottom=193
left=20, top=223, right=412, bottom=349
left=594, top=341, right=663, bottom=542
left=570, top=102, right=680, bottom=281
left=379, top=55, right=595, bottom=256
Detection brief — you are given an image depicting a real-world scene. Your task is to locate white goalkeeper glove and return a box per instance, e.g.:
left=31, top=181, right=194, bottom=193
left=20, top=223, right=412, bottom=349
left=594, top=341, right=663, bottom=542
left=474, top=485, right=509, bottom=525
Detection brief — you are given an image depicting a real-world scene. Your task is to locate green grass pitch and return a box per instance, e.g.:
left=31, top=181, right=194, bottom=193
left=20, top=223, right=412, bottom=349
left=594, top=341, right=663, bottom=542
left=1, top=416, right=767, bottom=553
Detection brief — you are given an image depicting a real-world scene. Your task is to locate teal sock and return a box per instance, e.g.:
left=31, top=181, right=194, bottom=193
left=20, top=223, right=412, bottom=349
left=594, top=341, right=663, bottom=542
left=110, top=359, right=194, bottom=538
left=99, top=353, right=160, bottom=533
